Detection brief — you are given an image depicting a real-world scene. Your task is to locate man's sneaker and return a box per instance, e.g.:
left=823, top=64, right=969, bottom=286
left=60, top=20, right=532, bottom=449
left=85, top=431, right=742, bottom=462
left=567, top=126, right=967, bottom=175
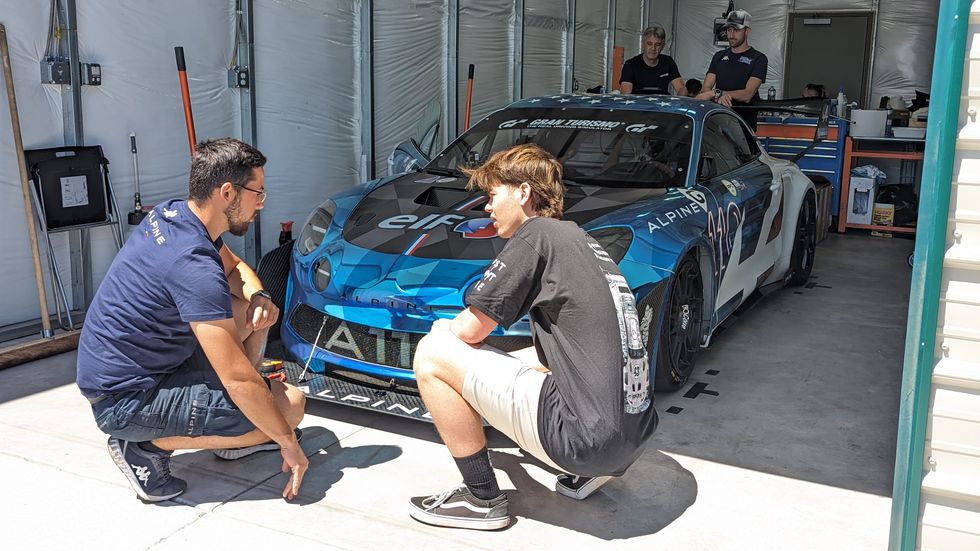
left=409, top=485, right=509, bottom=530
left=555, top=474, right=614, bottom=500
left=212, top=427, right=304, bottom=460
left=106, top=437, right=186, bottom=502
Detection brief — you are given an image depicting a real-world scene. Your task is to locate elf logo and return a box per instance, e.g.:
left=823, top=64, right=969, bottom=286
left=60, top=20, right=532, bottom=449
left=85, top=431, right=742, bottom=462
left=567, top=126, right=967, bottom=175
left=378, top=213, right=466, bottom=230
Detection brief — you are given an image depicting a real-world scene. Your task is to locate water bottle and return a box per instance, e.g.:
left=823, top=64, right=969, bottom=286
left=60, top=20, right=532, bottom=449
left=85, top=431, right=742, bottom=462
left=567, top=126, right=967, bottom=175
left=767, top=86, right=775, bottom=100
left=836, top=88, right=847, bottom=119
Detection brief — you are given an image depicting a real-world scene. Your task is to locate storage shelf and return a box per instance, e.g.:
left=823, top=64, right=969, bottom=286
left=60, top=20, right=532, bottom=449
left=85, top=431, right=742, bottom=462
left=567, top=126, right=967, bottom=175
left=838, top=136, right=925, bottom=234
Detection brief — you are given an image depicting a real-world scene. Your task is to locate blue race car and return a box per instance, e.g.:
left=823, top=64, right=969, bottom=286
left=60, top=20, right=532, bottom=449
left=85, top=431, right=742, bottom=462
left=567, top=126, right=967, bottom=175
left=270, top=94, right=820, bottom=420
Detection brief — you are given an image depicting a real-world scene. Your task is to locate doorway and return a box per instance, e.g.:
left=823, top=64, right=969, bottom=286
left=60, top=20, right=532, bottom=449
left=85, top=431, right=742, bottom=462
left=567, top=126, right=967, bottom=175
left=783, top=11, right=874, bottom=106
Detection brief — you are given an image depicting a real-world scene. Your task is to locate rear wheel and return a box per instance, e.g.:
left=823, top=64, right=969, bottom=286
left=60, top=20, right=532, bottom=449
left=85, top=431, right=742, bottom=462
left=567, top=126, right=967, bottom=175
left=788, top=191, right=817, bottom=286
left=654, top=255, right=703, bottom=392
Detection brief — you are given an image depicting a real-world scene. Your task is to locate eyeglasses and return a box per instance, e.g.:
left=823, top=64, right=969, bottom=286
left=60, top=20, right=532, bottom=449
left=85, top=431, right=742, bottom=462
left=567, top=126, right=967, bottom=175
left=234, top=183, right=267, bottom=203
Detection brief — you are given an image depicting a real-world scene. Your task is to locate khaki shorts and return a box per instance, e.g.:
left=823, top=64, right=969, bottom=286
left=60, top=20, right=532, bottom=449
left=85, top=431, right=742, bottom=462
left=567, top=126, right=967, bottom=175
left=461, top=354, right=565, bottom=473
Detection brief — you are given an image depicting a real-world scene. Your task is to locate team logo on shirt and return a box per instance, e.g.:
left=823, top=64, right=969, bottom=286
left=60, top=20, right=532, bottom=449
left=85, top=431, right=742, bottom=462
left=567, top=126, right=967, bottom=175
left=453, top=218, right=498, bottom=239
left=163, top=207, right=178, bottom=218
left=721, top=55, right=730, bottom=61
left=738, top=56, right=753, bottom=65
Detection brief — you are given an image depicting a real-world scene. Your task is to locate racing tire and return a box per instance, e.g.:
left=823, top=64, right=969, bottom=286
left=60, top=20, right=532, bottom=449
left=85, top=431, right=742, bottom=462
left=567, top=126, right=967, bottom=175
left=654, top=255, right=703, bottom=392
left=787, top=191, right=817, bottom=286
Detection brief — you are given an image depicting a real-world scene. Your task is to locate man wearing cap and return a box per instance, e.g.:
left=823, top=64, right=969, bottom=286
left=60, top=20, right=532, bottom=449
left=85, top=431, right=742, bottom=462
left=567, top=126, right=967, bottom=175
left=696, top=9, right=768, bottom=130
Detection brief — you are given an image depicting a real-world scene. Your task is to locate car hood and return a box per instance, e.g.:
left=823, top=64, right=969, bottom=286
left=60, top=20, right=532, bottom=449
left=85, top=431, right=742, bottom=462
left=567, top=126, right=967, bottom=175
left=341, top=170, right=668, bottom=260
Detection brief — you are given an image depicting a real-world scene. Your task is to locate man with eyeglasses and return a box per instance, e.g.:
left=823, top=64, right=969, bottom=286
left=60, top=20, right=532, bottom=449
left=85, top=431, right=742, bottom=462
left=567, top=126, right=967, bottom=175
left=76, top=138, right=308, bottom=503
left=619, top=24, right=688, bottom=96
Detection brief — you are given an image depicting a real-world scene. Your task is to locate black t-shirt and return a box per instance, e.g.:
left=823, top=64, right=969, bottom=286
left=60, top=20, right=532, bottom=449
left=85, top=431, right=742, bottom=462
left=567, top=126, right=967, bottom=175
left=707, top=47, right=768, bottom=129
left=466, top=217, right=658, bottom=476
left=620, top=54, right=681, bottom=95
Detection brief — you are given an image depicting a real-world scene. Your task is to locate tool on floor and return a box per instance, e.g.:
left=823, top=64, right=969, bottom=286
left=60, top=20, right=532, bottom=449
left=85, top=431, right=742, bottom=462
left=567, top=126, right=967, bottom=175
left=174, top=46, right=197, bottom=157
left=127, top=133, right=147, bottom=225
left=1, top=23, right=53, bottom=338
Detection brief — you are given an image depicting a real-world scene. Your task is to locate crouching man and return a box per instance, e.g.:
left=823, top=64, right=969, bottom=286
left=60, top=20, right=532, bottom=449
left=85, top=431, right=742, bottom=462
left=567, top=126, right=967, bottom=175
left=76, top=138, right=307, bottom=502
left=409, top=144, right=659, bottom=530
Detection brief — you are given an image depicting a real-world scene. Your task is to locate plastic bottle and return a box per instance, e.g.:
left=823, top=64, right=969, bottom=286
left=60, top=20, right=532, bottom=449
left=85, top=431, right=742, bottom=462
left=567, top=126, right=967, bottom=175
left=836, top=88, right=847, bottom=119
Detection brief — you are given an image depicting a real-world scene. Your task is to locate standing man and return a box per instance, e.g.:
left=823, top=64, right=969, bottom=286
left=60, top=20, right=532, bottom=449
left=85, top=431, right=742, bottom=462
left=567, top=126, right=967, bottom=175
left=408, top=144, right=659, bottom=531
left=696, top=9, right=768, bottom=130
left=620, top=24, right=687, bottom=96
left=76, top=138, right=308, bottom=503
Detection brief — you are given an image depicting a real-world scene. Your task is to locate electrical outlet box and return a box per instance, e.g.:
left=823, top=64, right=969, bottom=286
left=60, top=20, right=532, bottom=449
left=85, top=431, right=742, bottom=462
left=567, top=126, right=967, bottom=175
left=82, top=63, right=102, bottom=86
left=228, top=66, right=249, bottom=88
left=40, top=60, right=71, bottom=84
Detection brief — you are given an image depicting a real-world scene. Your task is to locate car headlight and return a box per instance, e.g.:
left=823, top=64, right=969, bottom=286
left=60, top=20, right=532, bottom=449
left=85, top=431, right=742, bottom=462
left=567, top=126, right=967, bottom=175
left=311, top=257, right=332, bottom=292
left=588, top=227, right=633, bottom=264
left=297, top=199, right=337, bottom=256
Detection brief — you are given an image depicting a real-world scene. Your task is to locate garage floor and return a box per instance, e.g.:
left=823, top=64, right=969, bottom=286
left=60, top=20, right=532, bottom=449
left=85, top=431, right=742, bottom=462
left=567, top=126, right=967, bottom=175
left=0, top=233, right=912, bottom=550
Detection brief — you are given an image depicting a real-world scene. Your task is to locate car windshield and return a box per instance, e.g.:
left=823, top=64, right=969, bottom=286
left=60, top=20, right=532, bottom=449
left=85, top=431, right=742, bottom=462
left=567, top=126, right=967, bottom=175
left=428, top=108, right=693, bottom=188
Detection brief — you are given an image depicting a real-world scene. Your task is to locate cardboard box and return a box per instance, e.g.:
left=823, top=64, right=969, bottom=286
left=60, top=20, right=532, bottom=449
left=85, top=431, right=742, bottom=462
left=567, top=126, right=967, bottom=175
left=847, top=176, right=877, bottom=225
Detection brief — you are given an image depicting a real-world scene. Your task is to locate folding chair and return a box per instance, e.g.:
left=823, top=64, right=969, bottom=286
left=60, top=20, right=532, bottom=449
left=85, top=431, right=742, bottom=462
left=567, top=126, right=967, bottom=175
left=24, top=145, right=124, bottom=330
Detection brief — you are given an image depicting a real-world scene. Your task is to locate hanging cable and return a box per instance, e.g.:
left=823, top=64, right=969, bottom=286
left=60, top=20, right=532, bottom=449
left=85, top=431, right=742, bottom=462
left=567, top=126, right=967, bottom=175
left=44, top=0, right=63, bottom=61
left=230, top=0, right=245, bottom=67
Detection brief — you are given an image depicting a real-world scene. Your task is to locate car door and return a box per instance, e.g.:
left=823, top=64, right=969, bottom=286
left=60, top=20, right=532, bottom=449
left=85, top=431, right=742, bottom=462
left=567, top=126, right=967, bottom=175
left=697, top=112, right=780, bottom=322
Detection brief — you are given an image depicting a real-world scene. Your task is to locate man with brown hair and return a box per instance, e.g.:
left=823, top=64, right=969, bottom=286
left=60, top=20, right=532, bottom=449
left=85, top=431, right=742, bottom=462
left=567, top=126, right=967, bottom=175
left=409, top=144, right=659, bottom=530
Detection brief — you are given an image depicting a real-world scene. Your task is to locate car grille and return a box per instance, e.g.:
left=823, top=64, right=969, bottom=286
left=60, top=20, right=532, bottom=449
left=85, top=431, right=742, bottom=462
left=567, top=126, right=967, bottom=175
left=288, top=303, right=532, bottom=371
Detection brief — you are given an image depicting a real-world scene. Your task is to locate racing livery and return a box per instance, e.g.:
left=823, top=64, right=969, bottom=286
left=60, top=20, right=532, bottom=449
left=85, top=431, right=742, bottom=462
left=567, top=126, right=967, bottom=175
left=271, top=94, right=819, bottom=419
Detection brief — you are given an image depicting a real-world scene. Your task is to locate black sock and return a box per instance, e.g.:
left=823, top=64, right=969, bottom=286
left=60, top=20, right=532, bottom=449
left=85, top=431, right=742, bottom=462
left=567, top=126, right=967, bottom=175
left=454, top=447, right=501, bottom=500
left=137, top=440, right=168, bottom=454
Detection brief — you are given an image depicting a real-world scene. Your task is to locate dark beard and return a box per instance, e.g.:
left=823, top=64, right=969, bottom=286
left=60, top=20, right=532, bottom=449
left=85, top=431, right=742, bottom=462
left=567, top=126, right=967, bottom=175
left=224, top=196, right=251, bottom=236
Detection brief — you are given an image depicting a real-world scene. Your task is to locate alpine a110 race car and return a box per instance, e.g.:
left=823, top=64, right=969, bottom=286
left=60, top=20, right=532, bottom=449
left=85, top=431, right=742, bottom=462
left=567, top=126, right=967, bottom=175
left=261, top=93, right=825, bottom=420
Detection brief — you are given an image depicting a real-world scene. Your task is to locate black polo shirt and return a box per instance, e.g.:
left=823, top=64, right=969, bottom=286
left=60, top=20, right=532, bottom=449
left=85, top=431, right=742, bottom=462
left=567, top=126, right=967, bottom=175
left=620, top=54, right=681, bottom=95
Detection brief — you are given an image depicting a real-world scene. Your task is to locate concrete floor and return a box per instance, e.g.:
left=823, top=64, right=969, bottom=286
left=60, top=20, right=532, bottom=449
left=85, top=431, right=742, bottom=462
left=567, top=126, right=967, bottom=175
left=0, top=233, right=913, bottom=550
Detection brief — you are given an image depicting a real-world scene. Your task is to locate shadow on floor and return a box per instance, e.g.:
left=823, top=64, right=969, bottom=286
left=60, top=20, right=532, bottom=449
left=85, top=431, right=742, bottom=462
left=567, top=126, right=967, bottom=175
left=490, top=448, right=697, bottom=539
left=170, top=425, right=402, bottom=506
left=0, top=350, right=78, bottom=406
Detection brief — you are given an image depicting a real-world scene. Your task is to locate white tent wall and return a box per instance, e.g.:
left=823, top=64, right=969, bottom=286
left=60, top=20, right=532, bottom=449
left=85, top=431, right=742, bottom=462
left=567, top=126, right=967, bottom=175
left=458, top=0, right=516, bottom=130
left=615, top=0, right=644, bottom=61
left=251, top=0, right=360, bottom=251
left=373, top=0, right=446, bottom=177
left=523, top=0, right=568, bottom=98
left=668, top=0, right=938, bottom=106
left=573, top=0, right=609, bottom=92
left=0, top=4, right=68, bottom=330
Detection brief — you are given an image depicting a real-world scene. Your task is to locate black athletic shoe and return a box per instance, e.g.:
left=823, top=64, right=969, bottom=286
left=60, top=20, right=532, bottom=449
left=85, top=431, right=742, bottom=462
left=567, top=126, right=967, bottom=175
left=213, top=427, right=304, bottom=460
left=409, top=485, right=510, bottom=530
left=555, top=474, right=613, bottom=500
left=107, top=437, right=187, bottom=502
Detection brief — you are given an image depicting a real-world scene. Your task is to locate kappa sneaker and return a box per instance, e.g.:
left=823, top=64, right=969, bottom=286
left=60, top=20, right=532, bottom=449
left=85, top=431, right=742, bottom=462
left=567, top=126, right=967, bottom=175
left=107, top=437, right=186, bottom=502
left=409, top=485, right=510, bottom=530
left=212, top=427, right=304, bottom=460
left=555, top=474, right=614, bottom=500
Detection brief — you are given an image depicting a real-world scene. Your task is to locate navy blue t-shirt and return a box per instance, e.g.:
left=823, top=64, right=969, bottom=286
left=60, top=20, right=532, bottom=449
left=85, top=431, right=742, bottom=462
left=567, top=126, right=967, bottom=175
left=76, top=199, right=233, bottom=398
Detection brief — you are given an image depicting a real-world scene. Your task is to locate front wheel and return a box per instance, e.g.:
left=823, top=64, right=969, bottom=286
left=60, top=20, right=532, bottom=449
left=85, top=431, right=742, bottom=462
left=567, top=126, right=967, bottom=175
left=654, top=255, right=703, bottom=392
left=788, top=191, right=817, bottom=286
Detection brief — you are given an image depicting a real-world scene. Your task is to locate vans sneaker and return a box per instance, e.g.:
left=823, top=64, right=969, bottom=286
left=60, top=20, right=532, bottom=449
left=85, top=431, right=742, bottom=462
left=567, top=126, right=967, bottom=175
left=555, top=474, right=614, bottom=500
left=107, top=437, right=186, bottom=502
left=212, top=427, right=303, bottom=460
left=409, top=485, right=509, bottom=530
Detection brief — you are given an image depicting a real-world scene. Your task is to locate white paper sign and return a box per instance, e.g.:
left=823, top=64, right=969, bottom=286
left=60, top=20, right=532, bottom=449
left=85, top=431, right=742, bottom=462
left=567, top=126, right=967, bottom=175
left=60, top=175, right=89, bottom=208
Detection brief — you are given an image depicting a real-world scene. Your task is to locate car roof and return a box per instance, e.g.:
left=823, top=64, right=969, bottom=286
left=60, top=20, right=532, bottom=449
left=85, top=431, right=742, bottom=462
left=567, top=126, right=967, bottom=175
left=506, top=93, right=714, bottom=118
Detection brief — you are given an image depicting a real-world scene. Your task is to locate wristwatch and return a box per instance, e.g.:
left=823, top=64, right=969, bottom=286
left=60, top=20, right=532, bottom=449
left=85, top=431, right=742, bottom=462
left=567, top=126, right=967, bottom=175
left=251, top=289, right=272, bottom=301
left=713, top=88, right=723, bottom=100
